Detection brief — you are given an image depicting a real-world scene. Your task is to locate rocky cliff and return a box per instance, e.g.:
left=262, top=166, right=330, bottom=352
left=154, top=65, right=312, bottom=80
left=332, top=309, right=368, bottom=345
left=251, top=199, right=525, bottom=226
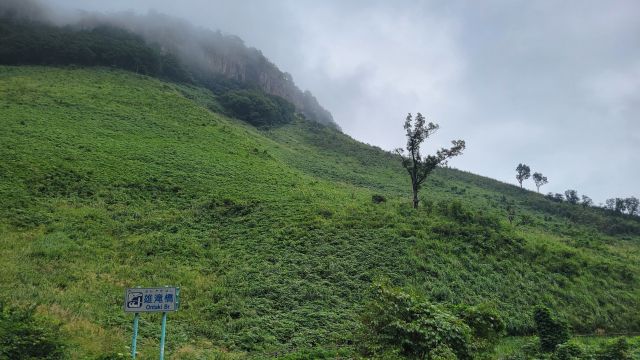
left=83, top=11, right=337, bottom=127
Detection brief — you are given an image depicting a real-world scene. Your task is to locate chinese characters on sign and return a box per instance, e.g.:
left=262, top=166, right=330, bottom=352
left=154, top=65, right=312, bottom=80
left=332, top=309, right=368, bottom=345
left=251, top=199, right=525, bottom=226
left=124, top=287, right=179, bottom=312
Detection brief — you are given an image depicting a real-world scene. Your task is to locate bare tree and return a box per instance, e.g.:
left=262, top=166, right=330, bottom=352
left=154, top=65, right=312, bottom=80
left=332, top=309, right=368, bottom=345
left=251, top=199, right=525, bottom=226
left=516, top=164, right=531, bottom=188
left=395, top=113, right=465, bottom=209
left=532, top=172, right=548, bottom=193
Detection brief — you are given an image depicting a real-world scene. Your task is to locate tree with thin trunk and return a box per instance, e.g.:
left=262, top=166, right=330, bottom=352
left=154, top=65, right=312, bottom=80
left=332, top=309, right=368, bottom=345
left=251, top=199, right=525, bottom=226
left=625, top=196, right=639, bottom=216
left=606, top=198, right=627, bottom=214
left=581, top=195, right=593, bottom=208
left=395, top=113, right=465, bottom=209
left=532, top=172, right=548, bottom=193
left=615, top=198, right=627, bottom=214
left=515, top=164, right=531, bottom=188
left=605, top=198, right=616, bottom=211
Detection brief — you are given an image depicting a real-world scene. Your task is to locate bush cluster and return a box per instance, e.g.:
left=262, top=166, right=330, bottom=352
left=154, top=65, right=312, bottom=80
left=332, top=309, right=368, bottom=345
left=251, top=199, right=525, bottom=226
left=360, top=283, right=507, bottom=359
left=0, top=304, right=66, bottom=359
left=506, top=338, right=637, bottom=360
left=218, top=89, right=296, bottom=127
left=454, top=303, right=505, bottom=353
left=503, top=307, right=638, bottom=359
left=534, top=306, right=570, bottom=352
left=361, top=283, right=473, bottom=359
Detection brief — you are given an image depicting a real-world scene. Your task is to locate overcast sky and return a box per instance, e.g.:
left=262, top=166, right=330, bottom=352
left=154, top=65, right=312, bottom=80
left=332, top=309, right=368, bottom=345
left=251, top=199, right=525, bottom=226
left=45, top=0, right=639, bottom=203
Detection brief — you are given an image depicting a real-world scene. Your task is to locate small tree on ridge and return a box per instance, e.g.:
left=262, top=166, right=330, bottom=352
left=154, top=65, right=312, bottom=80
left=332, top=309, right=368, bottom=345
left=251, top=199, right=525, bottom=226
left=516, top=164, right=531, bottom=188
left=624, top=196, right=639, bottom=216
left=395, top=113, right=465, bottom=209
left=532, top=172, right=548, bottom=193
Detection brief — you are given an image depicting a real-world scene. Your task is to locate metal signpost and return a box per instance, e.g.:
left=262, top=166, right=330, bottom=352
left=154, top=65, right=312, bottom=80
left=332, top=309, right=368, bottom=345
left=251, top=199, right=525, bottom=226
left=124, top=287, right=180, bottom=359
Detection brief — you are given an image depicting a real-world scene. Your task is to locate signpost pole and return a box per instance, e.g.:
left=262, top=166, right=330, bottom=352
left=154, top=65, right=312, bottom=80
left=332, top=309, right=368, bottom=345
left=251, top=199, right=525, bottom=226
left=131, top=313, right=139, bottom=359
left=125, top=287, right=178, bottom=360
left=159, top=312, right=167, bottom=360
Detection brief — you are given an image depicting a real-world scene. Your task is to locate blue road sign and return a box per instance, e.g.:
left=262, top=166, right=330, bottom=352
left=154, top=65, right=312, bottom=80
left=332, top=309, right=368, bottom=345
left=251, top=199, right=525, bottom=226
left=124, top=287, right=179, bottom=312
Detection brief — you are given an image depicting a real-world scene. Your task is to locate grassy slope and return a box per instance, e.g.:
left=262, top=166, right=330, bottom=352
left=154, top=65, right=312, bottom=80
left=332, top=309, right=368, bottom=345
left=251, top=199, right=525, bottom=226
left=0, top=66, right=639, bottom=359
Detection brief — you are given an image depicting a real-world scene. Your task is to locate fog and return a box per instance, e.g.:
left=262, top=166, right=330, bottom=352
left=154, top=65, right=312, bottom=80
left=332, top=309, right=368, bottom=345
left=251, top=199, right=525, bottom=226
left=12, top=0, right=640, bottom=203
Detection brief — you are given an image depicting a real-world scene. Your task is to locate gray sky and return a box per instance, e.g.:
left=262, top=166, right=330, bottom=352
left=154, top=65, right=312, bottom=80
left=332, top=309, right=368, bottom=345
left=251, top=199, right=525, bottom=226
left=45, top=0, right=639, bottom=203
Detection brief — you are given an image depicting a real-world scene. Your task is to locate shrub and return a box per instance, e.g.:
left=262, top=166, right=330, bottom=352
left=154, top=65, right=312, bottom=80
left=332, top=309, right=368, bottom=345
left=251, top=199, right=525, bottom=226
left=519, top=214, right=534, bottom=226
left=430, top=344, right=457, bottom=360
left=436, top=200, right=473, bottom=223
left=422, top=198, right=434, bottom=214
left=533, top=306, right=570, bottom=352
left=0, top=304, right=66, bottom=359
left=502, top=339, right=540, bottom=360
left=371, top=194, right=386, bottom=204
left=361, top=282, right=473, bottom=359
left=553, top=341, right=585, bottom=360
left=595, top=338, right=632, bottom=360
left=279, top=347, right=353, bottom=359
left=455, top=303, right=505, bottom=352
left=218, top=89, right=295, bottom=127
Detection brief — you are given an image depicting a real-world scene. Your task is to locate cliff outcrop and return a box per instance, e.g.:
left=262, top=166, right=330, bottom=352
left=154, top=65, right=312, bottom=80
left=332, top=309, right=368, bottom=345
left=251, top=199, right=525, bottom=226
left=92, top=11, right=337, bottom=127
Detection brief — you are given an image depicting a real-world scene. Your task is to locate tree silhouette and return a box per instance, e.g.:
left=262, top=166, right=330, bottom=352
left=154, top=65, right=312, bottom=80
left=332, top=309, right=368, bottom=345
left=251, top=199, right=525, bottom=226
left=532, top=172, right=548, bottom=193
left=395, top=113, right=465, bottom=209
left=564, top=190, right=579, bottom=204
left=624, top=197, right=639, bottom=216
left=515, top=164, right=531, bottom=189
left=605, top=198, right=627, bottom=214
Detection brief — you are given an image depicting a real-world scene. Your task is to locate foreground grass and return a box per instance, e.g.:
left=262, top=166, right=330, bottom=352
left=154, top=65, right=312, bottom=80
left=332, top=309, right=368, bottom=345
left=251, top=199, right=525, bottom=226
left=0, top=66, right=639, bottom=358
left=491, top=336, right=640, bottom=359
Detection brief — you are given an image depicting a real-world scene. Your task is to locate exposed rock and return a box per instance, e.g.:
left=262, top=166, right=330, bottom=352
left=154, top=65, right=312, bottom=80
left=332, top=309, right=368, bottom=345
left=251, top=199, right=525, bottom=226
left=82, top=11, right=337, bottom=128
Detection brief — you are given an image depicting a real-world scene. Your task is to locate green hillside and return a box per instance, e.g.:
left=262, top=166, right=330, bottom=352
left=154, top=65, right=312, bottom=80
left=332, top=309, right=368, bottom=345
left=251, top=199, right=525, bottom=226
left=1, top=66, right=639, bottom=359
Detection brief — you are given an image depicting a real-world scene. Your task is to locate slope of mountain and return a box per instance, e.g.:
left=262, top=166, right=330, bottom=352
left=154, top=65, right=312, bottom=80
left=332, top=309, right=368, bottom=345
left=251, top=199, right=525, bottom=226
left=0, top=66, right=639, bottom=358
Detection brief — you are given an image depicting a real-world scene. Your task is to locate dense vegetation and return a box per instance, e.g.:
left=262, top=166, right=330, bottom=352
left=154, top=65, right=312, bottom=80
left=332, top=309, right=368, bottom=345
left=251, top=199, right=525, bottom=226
left=0, top=18, right=191, bottom=83
left=219, top=89, right=296, bottom=127
left=0, top=303, right=65, bottom=359
left=360, top=282, right=504, bottom=359
left=0, top=66, right=639, bottom=358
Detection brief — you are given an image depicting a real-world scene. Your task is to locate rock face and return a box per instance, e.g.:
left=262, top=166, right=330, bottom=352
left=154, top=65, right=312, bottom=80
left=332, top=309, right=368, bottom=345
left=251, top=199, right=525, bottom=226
left=92, top=11, right=337, bottom=127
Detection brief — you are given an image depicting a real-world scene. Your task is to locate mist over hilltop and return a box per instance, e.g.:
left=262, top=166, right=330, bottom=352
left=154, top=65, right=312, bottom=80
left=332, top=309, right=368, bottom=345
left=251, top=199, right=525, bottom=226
left=0, top=0, right=336, bottom=127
